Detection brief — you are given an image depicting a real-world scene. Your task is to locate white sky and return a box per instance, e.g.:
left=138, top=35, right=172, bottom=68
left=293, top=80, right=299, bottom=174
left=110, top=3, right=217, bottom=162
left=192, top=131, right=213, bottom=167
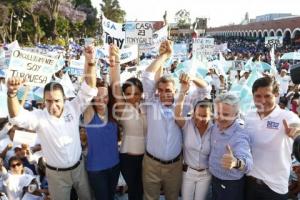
left=92, top=0, right=300, bottom=27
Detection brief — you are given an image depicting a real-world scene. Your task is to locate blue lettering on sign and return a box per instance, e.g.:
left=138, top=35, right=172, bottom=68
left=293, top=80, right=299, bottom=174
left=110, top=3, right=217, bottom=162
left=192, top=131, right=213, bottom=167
left=266, top=121, right=280, bottom=129
left=121, top=52, right=132, bottom=60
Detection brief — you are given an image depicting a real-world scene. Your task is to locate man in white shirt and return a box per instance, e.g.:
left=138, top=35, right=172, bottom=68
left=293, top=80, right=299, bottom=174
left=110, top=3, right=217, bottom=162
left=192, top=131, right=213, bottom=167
left=245, top=76, right=300, bottom=200
left=276, top=69, right=291, bottom=97
left=6, top=46, right=97, bottom=200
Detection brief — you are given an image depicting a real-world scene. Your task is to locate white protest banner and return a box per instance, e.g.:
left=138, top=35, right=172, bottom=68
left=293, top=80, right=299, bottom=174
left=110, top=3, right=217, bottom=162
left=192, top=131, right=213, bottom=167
left=265, top=36, right=283, bottom=48
left=68, top=58, right=85, bottom=76
left=173, top=43, right=188, bottom=61
left=13, top=130, right=37, bottom=147
left=6, top=50, right=59, bottom=87
left=95, top=45, right=138, bottom=64
left=139, top=25, right=168, bottom=55
left=192, top=38, right=215, bottom=59
left=102, top=15, right=125, bottom=49
left=125, top=22, right=153, bottom=45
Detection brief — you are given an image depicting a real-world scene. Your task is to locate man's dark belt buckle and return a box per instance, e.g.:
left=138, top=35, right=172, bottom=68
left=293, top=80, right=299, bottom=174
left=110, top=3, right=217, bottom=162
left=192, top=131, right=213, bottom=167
left=46, top=156, right=82, bottom=171
left=146, top=151, right=180, bottom=165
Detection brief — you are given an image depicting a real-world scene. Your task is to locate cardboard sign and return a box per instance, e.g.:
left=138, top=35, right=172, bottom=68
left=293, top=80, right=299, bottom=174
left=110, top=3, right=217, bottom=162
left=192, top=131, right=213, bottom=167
left=265, top=36, right=283, bottom=48
left=125, top=22, right=153, bottom=45
left=6, top=49, right=59, bottom=87
left=102, top=16, right=126, bottom=49
left=13, top=130, right=37, bottom=147
left=192, top=38, right=215, bottom=58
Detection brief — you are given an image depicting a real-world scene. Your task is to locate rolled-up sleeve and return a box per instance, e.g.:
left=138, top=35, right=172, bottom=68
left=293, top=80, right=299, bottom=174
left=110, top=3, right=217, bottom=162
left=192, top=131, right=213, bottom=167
left=70, top=81, right=98, bottom=115
left=9, top=108, right=40, bottom=131
left=142, top=71, right=156, bottom=103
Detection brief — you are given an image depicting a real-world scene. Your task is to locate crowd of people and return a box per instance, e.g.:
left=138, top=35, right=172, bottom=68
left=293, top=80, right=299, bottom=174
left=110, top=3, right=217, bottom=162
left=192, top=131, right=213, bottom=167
left=0, top=36, right=300, bottom=200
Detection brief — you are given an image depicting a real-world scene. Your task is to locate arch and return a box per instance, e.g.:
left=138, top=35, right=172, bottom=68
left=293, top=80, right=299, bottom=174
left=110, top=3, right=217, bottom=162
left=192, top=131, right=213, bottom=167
left=258, top=30, right=263, bottom=38
left=245, top=31, right=248, bottom=37
left=253, top=30, right=257, bottom=38
left=291, top=28, right=300, bottom=39
left=276, top=29, right=283, bottom=36
left=249, top=31, right=253, bottom=37
left=268, top=29, right=275, bottom=37
left=283, top=28, right=292, bottom=45
left=263, top=30, right=268, bottom=37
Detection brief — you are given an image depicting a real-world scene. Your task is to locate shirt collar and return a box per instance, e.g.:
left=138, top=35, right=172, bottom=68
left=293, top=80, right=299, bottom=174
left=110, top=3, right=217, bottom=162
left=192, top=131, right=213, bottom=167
left=218, top=119, right=239, bottom=135
left=256, top=105, right=281, bottom=120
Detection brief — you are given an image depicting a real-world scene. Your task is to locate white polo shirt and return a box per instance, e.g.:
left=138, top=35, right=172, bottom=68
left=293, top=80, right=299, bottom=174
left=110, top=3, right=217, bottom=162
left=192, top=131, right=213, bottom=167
left=9, top=81, right=97, bottom=168
left=245, top=105, right=300, bottom=194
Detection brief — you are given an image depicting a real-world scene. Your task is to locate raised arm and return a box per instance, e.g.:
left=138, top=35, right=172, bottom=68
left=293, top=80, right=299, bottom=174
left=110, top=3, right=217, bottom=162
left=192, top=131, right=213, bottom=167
left=109, top=44, right=125, bottom=116
left=83, top=45, right=96, bottom=88
left=7, top=77, right=24, bottom=118
left=175, top=73, right=190, bottom=128
left=146, top=40, right=173, bottom=82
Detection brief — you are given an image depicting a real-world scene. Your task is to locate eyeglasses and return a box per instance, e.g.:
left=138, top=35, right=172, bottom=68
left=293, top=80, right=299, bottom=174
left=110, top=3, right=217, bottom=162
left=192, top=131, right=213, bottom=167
left=10, top=163, right=22, bottom=168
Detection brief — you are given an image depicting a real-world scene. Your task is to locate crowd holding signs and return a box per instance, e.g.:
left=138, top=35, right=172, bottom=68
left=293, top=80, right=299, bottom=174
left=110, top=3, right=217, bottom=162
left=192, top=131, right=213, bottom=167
left=1, top=14, right=300, bottom=200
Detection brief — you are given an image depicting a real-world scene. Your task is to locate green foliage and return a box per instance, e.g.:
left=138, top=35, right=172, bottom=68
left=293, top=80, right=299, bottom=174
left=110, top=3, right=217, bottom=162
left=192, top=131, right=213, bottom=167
left=56, top=16, right=70, bottom=37
left=100, top=0, right=126, bottom=23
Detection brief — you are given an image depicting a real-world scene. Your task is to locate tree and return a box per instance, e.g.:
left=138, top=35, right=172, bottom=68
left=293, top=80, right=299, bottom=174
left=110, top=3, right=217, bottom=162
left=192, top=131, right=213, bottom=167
left=100, top=0, right=126, bottom=23
left=175, top=9, right=191, bottom=29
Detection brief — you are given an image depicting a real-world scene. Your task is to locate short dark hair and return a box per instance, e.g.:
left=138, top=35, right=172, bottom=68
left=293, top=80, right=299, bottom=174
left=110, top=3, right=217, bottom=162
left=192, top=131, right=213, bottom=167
left=252, top=76, right=279, bottom=94
left=122, top=78, right=143, bottom=93
left=44, top=82, right=65, bottom=98
left=8, top=156, right=23, bottom=167
left=194, top=99, right=212, bottom=112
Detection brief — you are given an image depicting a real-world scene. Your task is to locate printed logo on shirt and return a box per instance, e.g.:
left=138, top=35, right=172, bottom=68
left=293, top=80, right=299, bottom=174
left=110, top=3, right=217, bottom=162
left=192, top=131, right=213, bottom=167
left=266, top=120, right=279, bottom=129
left=64, top=113, right=74, bottom=122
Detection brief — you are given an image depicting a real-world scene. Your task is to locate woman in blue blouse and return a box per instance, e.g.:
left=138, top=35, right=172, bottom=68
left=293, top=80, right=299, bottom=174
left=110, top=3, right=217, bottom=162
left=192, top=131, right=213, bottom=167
left=83, top=80, right=120, bottom=200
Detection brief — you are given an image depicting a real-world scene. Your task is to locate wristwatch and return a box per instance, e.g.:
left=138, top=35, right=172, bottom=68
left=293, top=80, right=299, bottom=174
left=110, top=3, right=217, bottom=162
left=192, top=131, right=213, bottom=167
left=233, top=158, right=242, bottom=169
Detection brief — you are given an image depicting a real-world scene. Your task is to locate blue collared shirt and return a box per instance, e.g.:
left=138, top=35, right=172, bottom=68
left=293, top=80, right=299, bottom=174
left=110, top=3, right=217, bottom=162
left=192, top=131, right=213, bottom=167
left=209, top=120, right=253, bottom=180
left=142, top=72, right=182, bottom=160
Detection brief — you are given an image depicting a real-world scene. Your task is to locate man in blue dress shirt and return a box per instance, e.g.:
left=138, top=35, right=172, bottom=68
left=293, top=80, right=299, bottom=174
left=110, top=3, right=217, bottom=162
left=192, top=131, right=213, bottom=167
left=209, top=93, right=253, bottom=200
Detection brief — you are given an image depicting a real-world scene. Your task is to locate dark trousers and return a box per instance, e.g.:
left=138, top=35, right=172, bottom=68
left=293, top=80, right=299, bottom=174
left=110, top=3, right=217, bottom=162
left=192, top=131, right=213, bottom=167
left=212, top=176, right=245, bottom=200
left=120, top=153, right=144, bottom=200
left=88, top=164, right=120, bottom=200
left=245, top=176, right=288, bottom=200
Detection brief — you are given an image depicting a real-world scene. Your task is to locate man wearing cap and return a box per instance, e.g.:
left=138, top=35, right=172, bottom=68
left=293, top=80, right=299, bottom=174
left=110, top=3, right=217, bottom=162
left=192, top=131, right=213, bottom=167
left=6, top=46, right=97, bottom=200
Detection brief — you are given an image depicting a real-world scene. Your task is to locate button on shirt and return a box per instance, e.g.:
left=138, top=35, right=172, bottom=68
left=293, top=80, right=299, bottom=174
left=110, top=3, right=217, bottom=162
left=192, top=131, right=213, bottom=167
left=245, top=105, right=300, bottom=194
left=209, top=120, right=253, bottom=180
left=9, top=81, right=97, bottom=168
left=182, top=119, right=213, bottom=169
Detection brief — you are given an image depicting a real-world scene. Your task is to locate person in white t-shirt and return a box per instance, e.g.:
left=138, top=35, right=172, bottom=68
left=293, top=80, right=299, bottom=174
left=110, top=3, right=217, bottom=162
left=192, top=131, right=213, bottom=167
left=6, top=46, right=97, bottom=200
left=276, top=69, right=291, bottom=97
left=245, top=76, right=300, bottom=200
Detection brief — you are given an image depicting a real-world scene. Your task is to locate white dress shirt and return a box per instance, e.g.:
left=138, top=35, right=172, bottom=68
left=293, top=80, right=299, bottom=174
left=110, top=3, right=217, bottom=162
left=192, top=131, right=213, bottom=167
left=9, top=81, right=97, bottom=168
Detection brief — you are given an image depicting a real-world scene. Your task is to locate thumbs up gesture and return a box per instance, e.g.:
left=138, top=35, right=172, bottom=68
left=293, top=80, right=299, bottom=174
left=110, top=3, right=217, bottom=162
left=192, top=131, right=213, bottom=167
left=221, top=144, right=238, bottom=169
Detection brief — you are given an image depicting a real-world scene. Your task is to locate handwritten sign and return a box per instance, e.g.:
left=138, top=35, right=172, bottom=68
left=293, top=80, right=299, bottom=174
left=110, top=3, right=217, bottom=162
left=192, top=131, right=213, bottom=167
left=125, top=22, right=153, bottom=45
left=13, top=130, right=37, bottom=147
left=192, top=38, right=215, bottom=58
left=6, top=49, right=58, bottom=87
left=265, top=36, right=283, bottom=49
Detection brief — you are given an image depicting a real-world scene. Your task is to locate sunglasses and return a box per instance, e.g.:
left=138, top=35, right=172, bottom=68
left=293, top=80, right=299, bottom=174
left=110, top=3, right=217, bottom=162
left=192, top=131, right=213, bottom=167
left=11, top=163, right=22, bottom=168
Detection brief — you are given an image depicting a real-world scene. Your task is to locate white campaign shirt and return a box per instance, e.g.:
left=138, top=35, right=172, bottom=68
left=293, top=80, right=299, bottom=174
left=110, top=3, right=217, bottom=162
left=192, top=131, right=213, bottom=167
left=245, top=105, right=300, bottom=194
left=9, top=82, right=97, bottom=168
left=119, top=104, right=147, bottom=154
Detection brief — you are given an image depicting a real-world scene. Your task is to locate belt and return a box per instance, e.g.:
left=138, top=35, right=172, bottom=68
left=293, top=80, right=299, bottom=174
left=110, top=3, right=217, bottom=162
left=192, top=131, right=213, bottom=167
left=247, top=176, right=267, bottom=186
left=46, top=156, right=82, bottom=171
left=182, top=164, right=207, bottom=172
left=146, top=151, right=181, bottom=165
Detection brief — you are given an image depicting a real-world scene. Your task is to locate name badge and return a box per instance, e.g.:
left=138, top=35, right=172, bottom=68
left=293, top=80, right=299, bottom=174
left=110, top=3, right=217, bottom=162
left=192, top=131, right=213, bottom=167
left=266, top=120, right=279, bottom=129
left=64, top=113, right=74, bottom=122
